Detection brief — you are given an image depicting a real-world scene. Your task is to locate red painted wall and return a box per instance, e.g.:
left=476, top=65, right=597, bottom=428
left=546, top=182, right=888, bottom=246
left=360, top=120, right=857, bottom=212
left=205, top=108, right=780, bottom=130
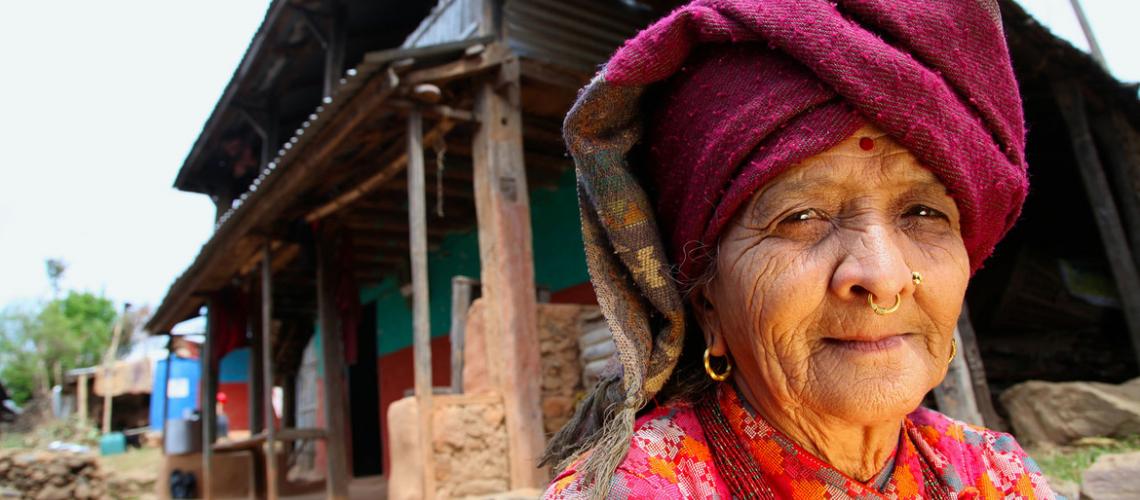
left=217, top=382, right=250, bottom=432
left=377, top=336, right=451, bottom=474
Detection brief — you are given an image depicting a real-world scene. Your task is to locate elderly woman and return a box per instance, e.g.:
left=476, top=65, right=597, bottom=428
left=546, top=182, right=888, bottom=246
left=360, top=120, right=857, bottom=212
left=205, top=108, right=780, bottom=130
left=542, top=0, right=1057, bottom=498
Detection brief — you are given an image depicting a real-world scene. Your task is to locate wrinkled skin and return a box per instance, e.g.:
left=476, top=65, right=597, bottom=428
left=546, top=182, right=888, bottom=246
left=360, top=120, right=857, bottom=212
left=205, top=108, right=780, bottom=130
left=693, top=124, right=970, bottom=481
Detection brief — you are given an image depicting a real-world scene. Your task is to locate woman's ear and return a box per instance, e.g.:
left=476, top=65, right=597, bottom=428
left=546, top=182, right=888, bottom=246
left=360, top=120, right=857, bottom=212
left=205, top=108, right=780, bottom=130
left=690, top=286, right=728, bottom=357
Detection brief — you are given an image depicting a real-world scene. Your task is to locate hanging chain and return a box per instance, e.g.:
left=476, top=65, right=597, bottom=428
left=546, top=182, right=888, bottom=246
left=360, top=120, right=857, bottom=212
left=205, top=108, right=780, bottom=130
left=433, top=135, right=447, bottom=218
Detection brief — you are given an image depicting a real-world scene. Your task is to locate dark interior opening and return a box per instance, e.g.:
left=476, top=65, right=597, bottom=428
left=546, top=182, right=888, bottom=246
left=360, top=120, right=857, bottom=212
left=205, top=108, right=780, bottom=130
left=349, top=300, right=382, bottom=477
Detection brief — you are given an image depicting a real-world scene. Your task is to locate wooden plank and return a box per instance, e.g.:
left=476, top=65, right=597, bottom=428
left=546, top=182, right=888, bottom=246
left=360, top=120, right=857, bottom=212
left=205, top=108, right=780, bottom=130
left=316, top=234, right=350, bottom=500
left=471, top=56, right=547, bottom=488
left=407, top=109, right=438, bottom=498
left=955, top=302, right=1004, bottom=430
left=202, top=300, right=217, bottom=500
left=449, top=276, right=478, bottom=394
left=260, top=244, right=280, bottom=500
left=1053, top=80, right=1140, bottom=364
left=276, top=427, right=327, bottom=441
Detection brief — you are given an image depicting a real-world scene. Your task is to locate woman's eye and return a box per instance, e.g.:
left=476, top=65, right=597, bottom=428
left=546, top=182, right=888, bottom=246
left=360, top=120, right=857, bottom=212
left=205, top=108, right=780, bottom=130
left=782, top=208, right=822, bottom=224
left=904, top=205, right=947, bottom=219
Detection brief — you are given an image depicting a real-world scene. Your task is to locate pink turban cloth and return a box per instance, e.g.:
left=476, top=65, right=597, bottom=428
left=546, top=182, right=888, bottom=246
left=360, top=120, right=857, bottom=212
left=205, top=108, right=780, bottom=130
left=608, top=0, right=1027, bottom=281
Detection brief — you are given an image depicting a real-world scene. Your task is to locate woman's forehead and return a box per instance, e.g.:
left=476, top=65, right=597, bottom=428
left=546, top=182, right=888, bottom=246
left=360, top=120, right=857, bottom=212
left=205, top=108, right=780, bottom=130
left=764, top=127, right=946, bottom=197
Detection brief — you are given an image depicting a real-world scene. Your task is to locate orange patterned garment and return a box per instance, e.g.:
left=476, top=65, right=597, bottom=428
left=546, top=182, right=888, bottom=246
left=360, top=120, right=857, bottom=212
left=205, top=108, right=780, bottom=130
left=545, top=387, right=1057, bottom=499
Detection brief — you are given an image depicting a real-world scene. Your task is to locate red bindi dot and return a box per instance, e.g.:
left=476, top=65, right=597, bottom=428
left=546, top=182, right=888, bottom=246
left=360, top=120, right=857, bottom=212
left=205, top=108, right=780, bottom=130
left=859, top=137, right=875, bottom=151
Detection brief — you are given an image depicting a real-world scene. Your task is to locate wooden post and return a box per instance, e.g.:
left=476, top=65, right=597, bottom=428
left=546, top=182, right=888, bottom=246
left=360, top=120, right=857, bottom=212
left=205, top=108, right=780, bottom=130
left=1092, top=110, right=1140, bottom=273
left=202, top=301, right=218, bottom=500
left=449, top=277, right=477, bottom=394
left=261, top=244, right=280, bottom=500
left=1054, top=80, right=1140, bottom=364
left=323, top=0, right=347, bottom=98
left=317, top=232, right=350, bottom=500
left=283, top=374, right=297, bottom=455
left=77, top=372, right=88, bottom=424
left=933, top=327, right=983, bottom=426
left=407, top=108, right=437, bottom=498
left=955, top=303, right=1004, bottom=430
left=100, top=306, right=127, bottom=434
left=250, top=281, right=265, bottom=434
left=161, top=335, right=174, bottom=452
left=471, top=55, right=547, bottom=488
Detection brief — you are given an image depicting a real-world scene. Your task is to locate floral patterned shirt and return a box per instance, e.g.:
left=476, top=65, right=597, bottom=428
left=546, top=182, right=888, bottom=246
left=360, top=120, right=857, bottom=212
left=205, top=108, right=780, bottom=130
left=546, top=388, right=1058, bottom=499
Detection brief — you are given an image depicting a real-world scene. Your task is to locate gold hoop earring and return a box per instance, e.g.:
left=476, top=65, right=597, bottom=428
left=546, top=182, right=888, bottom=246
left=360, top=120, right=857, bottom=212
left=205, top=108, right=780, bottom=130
left=704, top=348, right=732, bottom=382
left=948, top=338, right=958, bottom=365
left=912, top=271, right=923, bottom=286
left=868, top=293, right=901, bottom=315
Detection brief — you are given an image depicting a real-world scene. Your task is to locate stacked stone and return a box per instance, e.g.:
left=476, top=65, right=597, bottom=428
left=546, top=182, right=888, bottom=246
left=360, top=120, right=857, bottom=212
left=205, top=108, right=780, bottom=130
left=432, top=399, right=509, bottom=498
left=0, top=450, right=105, bottom=499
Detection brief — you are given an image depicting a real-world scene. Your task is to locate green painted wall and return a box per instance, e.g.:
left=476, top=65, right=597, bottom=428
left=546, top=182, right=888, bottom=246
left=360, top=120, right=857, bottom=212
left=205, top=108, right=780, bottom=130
left=362, top=168, right=589, bottom=357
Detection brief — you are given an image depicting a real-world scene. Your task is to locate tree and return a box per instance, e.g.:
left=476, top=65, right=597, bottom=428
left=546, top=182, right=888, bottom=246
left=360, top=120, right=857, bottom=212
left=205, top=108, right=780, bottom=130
left=0, top=262, right=120, bottom=405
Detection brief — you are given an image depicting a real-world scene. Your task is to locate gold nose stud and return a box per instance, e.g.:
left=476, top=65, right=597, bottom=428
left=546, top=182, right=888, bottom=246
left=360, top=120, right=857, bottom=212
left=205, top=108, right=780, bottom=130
left=912, top=271, right=923, bottom=286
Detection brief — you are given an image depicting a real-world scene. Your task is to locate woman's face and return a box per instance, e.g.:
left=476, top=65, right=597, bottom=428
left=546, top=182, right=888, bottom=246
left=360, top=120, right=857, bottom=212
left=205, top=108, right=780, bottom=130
left=697, top=124, right=970, bottom=424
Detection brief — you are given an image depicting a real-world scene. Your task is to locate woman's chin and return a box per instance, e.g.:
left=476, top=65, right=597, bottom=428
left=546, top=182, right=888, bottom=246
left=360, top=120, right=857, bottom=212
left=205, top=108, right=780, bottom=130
left=803, top=344, right=936, bottom=421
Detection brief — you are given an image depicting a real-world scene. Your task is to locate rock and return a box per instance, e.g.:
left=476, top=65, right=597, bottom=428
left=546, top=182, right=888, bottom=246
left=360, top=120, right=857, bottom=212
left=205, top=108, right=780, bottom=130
left=1045, top=475, right=1079, bottom=500
left=1000, top=378, right=1140, bottom=447
left=1082, top=451, right=1140, bottom=499
left=34, top=483, right=71, bottom=500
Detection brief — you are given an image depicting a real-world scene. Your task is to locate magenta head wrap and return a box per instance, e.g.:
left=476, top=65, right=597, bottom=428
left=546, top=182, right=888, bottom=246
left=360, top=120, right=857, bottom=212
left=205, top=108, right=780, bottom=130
left=622, top=0, right=1028, bottom=280
left=548, top=0, right=1027, bottom=491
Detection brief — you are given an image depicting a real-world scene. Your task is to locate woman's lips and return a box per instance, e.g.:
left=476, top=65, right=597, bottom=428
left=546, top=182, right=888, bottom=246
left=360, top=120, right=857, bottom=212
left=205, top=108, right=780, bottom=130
left=824, top=334, right=906, bottom=353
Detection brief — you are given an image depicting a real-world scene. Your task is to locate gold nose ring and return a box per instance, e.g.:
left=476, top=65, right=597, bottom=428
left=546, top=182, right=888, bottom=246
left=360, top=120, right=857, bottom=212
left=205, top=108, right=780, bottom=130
left=868, top=293, right=902, bottom=315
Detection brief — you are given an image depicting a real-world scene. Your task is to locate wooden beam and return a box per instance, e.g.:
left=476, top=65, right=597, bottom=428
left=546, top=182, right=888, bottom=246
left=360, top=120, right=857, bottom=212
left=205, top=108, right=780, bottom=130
left=261, top=244, right=280, bottom=500
left=471, top=56, right=547, bottom=488
left=408, top=108, right=437, bottom=498
left=1054, top=80, right=1140, bottom=364
left=316, top=233, right=350, bottom=500
left=304, top=119, right=458, bottom=223
left=403, top=42, right=511, bottom=86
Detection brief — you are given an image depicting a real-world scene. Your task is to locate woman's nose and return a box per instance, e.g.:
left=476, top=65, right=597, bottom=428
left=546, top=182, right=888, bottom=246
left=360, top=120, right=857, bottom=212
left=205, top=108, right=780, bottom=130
left=830, top=224, right=913, bottom=304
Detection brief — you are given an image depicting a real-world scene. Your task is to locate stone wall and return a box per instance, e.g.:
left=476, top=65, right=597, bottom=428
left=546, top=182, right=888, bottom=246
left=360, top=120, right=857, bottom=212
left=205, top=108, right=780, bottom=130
left=537, top=304, right=601, bottom=435
left=0, top=450, right=105, bottom=499
left=387, top=394, right=510, bottom=500
left=432, top=395, right=509, bottom=498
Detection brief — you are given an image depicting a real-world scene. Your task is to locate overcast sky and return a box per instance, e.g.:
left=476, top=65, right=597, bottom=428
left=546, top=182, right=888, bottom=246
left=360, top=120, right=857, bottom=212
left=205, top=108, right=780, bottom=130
left=0, top=0, right=1136, bottom=319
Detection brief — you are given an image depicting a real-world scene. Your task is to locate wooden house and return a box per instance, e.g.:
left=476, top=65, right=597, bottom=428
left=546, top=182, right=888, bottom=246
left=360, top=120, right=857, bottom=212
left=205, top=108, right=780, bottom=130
left=146, top=0, right=1140, bottom=497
